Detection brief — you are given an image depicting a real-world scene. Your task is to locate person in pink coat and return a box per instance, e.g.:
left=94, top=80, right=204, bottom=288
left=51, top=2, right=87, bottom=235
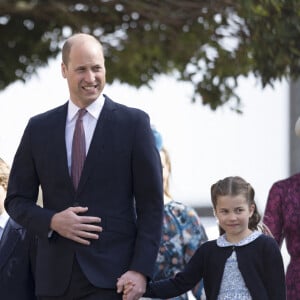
left=263, top=174, right=300, bottom=300
left=264, top=119, right=300, bottom=300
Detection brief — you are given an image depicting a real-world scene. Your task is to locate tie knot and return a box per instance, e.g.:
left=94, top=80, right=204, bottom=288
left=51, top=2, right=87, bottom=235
left=78, top=108, right=87, bottom=120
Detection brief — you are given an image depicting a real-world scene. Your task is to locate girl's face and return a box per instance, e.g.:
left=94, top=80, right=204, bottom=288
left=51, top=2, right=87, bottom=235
left=214, top=194, right=255, bottom=243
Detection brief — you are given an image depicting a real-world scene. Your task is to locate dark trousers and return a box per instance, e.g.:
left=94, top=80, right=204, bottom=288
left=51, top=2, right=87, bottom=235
left=39, top=258, right=122, bottom=300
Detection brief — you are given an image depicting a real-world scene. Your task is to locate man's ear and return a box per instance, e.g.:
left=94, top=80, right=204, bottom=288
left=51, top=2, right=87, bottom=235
left=61, top=62, right=67, bottom=78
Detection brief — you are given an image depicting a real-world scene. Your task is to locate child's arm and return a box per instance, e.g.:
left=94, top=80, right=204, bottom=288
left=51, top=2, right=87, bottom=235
left=118, top=251, right=203, bottom=299
left=118, top=246, right=205, bottom=299
left=144, top=247, right=204, bottom=299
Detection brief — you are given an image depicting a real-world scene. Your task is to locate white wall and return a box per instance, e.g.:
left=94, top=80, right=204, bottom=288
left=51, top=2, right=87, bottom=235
left=0, top=58, right=289, bottom=213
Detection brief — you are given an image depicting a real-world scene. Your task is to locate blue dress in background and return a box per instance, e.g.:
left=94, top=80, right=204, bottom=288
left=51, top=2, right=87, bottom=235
left=152, top=200, right=208, bottom=300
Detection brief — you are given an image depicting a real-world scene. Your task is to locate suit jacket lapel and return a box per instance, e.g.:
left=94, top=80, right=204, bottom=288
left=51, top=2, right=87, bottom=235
left=76, top=97, right=116, bottom=194
left=52, top=103, right=75, bottom=194
left=0, top=219, right=22, bottom=269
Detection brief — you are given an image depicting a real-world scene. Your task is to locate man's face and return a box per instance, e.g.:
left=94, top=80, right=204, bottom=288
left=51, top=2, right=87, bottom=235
left=61, top=38, right=106, bottom=108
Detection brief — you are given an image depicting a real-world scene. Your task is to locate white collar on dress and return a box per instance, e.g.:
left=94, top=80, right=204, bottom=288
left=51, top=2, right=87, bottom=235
left=217, top=230, right=262, bottom=247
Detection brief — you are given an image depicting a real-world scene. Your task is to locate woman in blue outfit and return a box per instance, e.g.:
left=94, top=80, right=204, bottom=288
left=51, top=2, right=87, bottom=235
left=141, top=128, right=208, bottom=300
left=148, top=147, right=208, bottom=300
left=122, top=176, right=286, bottom=300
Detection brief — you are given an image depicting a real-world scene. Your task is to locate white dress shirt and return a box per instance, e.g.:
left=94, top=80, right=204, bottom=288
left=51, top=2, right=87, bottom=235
left=65, top=96, right=105, bottom=174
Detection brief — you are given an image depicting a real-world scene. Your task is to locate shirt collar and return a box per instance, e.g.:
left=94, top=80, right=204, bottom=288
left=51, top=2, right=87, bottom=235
left=67, top=95, right=105, bottom=122
left=0, top=210, right=9, bottom=229
left=217, top=230, right=262, bottom=247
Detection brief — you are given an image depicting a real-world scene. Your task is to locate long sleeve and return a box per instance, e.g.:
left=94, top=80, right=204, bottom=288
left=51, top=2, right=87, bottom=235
left=263, top=181, right=285, bottom=246
left=145, top=246, right=205, bottom=299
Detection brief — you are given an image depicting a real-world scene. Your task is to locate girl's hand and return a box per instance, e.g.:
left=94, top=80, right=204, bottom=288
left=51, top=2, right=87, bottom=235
left=123, top=280, right=135, bottom=295
left=117, top=277, right=136, bottom=300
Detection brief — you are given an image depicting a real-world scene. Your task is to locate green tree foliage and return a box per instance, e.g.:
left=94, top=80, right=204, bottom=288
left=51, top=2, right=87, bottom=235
left=1, top=0, right=300, bottom=111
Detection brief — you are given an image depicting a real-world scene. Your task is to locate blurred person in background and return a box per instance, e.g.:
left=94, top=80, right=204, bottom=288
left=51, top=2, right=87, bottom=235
left=263, top=178, right=299, bottom=300
left=0, top=157, right=36, bottom=300
left=263, top=117, right=300, bottom=300
left=143, top=129, right=208, bottom=300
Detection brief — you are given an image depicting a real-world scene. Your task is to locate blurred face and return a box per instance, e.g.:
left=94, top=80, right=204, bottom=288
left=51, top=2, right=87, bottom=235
left=0, top=185, right=6, bottom=215
left=160, top=150, right=169, bottom=192
left=214, top=194, right=254, bottom=243
left=61, top=36, right=106, bottom=108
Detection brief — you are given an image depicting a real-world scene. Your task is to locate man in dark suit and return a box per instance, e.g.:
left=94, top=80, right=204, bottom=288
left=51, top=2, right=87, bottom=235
left=5, top=33, right=163, bottom=300
left=0, top=158, right=36, bottom=300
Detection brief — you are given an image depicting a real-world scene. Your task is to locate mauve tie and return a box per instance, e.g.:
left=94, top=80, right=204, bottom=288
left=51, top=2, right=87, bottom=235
left=71, top=108, right=87, bottom=190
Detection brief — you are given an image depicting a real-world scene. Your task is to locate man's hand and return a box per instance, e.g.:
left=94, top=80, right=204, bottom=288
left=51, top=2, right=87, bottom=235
left=50, top=206, right=102, bottom=245
left=117, top=270, right=146, bottom=300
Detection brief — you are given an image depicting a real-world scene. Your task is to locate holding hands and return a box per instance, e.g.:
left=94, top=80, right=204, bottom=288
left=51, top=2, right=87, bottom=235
left=121, top=280, right=136, bottom=300
left=117, top=270, right=145, bottom=300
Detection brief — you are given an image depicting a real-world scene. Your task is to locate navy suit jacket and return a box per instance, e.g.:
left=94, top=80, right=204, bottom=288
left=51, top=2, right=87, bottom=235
left=0, top=218, right=36, bottom=300
left=5, top=96, right=164, bottom=297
